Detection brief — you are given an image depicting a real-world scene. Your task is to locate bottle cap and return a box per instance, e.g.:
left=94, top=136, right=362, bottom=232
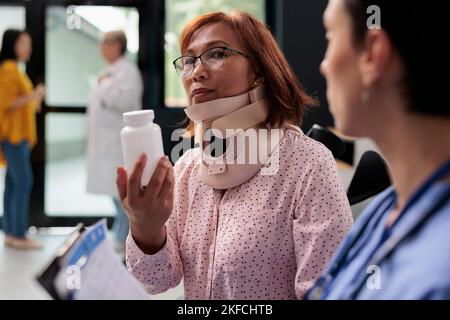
left=123, top=110, right=155, bottom=127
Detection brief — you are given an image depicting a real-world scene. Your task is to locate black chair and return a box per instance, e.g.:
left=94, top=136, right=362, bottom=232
left=347, top=151, right=391, bottom=205
left=306, top=124, right=391, bottom=205
left=306, top=124, right=346, bottom=159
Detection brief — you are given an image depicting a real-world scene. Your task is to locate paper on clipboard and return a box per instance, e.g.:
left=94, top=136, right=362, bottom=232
left=40, top=219, right=149, bottom=300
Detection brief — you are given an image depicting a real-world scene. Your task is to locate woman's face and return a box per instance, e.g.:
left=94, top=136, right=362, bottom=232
left=321, top=0, right=367, bottom=136
left=181, top=22, right=256, bottom=105
left=15, top=33, right=32, bottom=63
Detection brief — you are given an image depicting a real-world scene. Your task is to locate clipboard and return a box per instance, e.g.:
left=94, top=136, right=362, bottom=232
left=35, top=223, right=86, bottom=300
left=35, top=219, right=149, bottom=300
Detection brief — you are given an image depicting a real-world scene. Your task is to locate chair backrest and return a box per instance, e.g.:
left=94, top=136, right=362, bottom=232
left=306, top=124, right=346, bottom=159
left=347, top=150, right=391, bottom=205
left=306, top=124, right=391, bottom=206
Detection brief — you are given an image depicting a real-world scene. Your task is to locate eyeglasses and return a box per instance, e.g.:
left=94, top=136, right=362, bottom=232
left=173, top=46, right=250, bottom=78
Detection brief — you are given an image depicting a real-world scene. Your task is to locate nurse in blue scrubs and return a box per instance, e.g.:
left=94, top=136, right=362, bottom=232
left=306, top=0, right=450, bottom=299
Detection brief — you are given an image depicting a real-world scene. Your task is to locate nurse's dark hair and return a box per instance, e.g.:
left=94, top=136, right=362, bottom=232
left=0, top=29, right=29, bottom=64
left=344, top=0, right=450, bottom=116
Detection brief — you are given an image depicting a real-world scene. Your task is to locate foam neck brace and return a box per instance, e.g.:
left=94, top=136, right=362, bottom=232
left=185, top=85, right=269, bottom=141
left=185, top=85, right=266, bottom=121
left=184, top=85, right=282, bottom=190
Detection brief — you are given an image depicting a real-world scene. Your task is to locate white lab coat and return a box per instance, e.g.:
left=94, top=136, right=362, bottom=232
left=86, top=57, right=143, bottom=196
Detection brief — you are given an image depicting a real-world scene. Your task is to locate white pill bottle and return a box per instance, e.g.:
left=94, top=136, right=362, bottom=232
left=121, top=110, right=164, bottom=187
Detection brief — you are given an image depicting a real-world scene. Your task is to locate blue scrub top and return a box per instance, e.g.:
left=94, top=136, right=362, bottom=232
left=309, top=181, right=450, bottom=300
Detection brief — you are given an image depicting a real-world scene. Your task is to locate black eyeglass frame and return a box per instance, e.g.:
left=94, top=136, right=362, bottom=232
left=172, top=46, right=252, bottom=78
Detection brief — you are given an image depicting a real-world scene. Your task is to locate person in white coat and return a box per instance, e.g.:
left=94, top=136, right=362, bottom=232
left=86, top=30, right=143, bottom=246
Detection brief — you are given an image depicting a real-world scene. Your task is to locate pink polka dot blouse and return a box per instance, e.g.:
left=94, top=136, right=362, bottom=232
left=126, top=127, right=353, bottom=299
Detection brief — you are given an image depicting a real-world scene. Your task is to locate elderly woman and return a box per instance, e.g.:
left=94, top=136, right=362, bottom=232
left=117, top=11, right=353, bottom=299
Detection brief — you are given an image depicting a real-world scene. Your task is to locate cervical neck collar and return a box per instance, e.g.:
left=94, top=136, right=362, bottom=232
left=184, top=85, right=284, bottom=190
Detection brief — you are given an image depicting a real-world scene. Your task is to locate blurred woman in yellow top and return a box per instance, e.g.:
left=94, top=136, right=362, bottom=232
left=0, top=29, right=45, bottom=249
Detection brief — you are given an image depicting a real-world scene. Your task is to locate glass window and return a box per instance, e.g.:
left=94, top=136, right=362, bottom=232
left=45, top=113, right=115, bottom=217
left=45, top=6, right=139, bottom=107
left=0, top=6, right=25, bottom=38
left=164, top=0, right=265, bottom=107
left=0, top=6, right=26, bottom=217
left=44, top=5, right=140, bottom=217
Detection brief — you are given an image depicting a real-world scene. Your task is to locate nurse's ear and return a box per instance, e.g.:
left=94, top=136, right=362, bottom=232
left=358, top=29, right=398, bottom=89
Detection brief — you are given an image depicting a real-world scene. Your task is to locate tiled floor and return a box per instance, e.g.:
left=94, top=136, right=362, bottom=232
left=0, top=231, right=67, bottom=300
left=0, top=230, right=184, bottom=300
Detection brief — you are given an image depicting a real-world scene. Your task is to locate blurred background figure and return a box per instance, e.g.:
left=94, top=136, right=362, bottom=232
left=86, top=30, right=143, bottom=249
left=0, top=29, right=45, bottom=250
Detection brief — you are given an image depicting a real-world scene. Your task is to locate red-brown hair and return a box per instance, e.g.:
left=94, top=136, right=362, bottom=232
left=180, top=11, right=318, bottom=136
